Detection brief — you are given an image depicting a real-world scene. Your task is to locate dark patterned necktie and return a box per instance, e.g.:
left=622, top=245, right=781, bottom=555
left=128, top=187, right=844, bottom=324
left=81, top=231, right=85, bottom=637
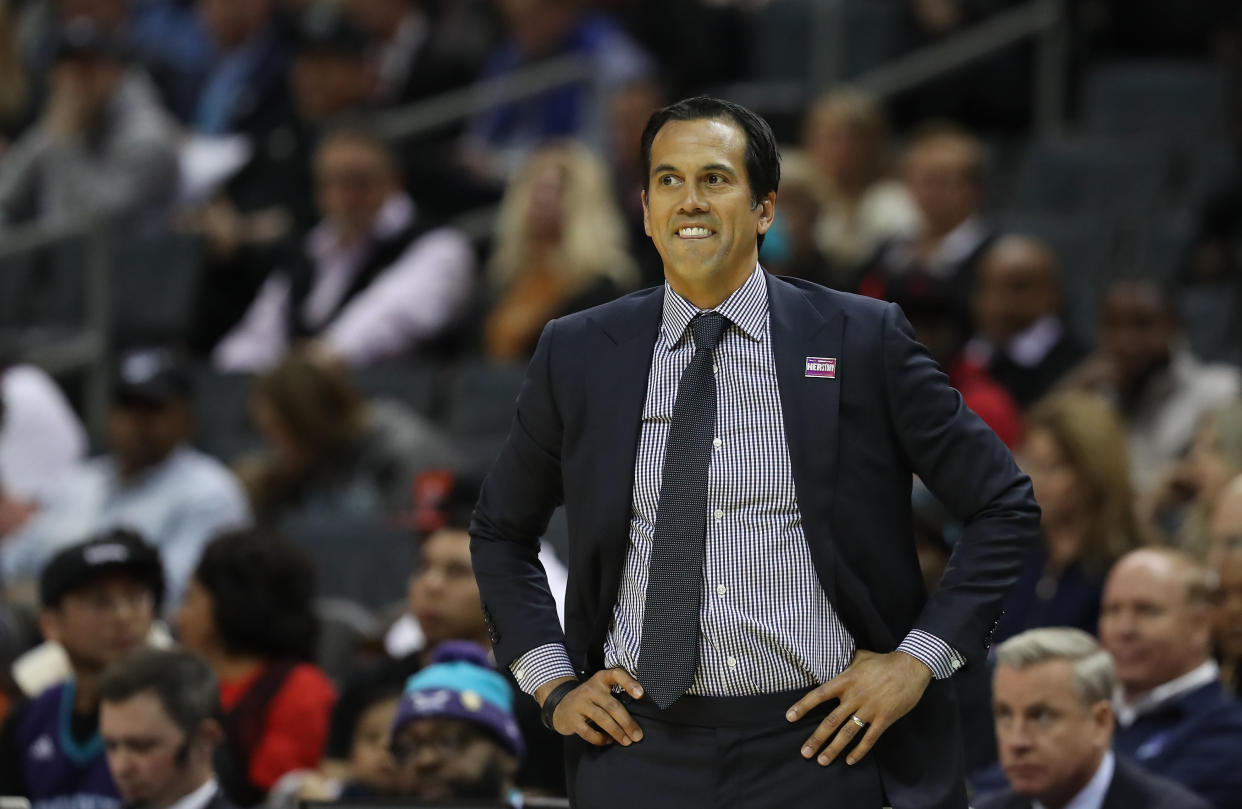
left=636, top=311, right=729, bottom=709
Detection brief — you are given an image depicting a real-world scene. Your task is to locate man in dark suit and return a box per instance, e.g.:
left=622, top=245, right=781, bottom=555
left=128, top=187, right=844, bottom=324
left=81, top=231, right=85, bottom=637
left=978, top=626, right=1211, bottom=809
left=1100, top=549, right=1242, bottom=809
left=99, top=649, right=239, bottom=809
left=470, top=96, right=1040, bottom=808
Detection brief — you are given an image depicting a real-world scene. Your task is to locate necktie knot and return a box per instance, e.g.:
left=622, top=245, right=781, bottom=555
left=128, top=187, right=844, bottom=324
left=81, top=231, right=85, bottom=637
left=690, top=312, right=729, bottom=352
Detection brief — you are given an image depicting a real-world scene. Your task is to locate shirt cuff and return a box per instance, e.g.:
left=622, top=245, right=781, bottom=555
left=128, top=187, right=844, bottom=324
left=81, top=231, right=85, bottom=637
left=897, top=630, right=966, bottom=680
left=510, top=643, right=576, bottom=696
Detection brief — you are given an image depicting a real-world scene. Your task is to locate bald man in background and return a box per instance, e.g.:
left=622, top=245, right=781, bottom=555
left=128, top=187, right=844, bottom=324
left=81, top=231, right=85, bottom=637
left=1099, top=548, right=1242, bottom=809
left=964, top=235, right=1086, bottom=407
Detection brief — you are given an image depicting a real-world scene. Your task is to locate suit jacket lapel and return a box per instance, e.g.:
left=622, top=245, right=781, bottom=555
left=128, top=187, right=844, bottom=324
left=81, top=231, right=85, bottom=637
left=581, top=289, right=662, bottom=660
left=766, top=274, right=845, bottom=604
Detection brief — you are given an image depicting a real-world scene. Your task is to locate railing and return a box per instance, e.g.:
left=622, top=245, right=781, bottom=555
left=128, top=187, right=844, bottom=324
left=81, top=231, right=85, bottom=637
left=0, top=214, right=111, bottom=437
left=0, top=0, right=1071, bottom=434
left=719, top=0, right=1069, bottom=134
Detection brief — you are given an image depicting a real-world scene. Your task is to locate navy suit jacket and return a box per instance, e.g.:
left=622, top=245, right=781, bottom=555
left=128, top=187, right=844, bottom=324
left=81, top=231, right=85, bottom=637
left=1113, top=678, right=1242, bottom=809
left=974, top=755, right=1213, bottom=809
left=471, top=272, right=1040, bottom=809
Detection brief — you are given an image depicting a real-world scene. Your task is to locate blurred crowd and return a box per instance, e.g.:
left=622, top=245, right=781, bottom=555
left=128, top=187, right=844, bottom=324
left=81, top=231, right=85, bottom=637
left=1, top=0, right=1242, bottom=806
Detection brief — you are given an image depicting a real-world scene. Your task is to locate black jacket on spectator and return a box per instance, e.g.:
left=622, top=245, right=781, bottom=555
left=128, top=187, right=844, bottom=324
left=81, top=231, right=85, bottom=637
left=975, top=755, right=1212, bottom=809
left=987, top=330, right=1087, bottom=408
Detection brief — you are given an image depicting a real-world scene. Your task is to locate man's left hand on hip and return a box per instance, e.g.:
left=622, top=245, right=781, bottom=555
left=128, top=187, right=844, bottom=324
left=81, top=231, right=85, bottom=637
left=785, top=650, right=933, bottom=767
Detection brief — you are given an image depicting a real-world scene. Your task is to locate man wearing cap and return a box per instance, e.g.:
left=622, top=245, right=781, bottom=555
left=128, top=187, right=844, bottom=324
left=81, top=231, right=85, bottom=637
left=389, top=641, right=524, bottom=805
left=0, top=349, right=249, bottom=609
left=0, top=18, right=178, bottom=229
left=0, top=530, right=164, bottom=809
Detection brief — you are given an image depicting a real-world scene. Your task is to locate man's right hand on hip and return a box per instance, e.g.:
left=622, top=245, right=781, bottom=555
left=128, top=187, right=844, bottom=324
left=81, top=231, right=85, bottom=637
left=539, top=669, right=646, bottom=747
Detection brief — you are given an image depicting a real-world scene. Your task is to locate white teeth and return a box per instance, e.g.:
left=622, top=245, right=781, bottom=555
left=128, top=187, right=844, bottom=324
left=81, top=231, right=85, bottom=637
left=678, top=227, right=710, bottom=237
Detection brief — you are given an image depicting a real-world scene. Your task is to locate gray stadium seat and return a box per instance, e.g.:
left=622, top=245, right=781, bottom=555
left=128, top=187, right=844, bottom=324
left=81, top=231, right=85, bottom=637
left=108, top=232, right=202, bottom=345
left=191, top=368, right=259, bottom=463
left=1134, top=214, right=1193, bottom=284
left=280, top=515, right=414, bottom=611
left=351, top=362, right=441, bottom=417
left=1084, top=61, right=1228, bottom=144
left=444, top=360, right=527, bottom=437
left=1009, top=137, right=1170, bottom=217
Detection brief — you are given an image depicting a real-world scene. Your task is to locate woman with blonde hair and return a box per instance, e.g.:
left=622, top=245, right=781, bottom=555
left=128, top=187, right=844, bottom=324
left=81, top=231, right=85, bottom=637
left=993, top=391, right=1141, bottom=643
left=482, top=140, right=638, bottom=361
left=802, top=86, right=920, bottom=282
left=1143, top=403, right=1242, bottom=558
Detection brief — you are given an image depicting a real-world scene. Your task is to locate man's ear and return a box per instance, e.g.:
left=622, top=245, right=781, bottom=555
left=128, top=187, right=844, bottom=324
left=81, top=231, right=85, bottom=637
left=39, top=609, right=63, bottom=645
left=641, top=189, right=651, bottom=238
left=755, top=192, right=777, bottom=235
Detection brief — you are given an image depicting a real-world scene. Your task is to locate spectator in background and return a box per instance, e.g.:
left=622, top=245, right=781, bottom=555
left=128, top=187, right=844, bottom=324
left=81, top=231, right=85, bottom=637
left=1063, top=279, right=1239, bottom=491
left=212, top=128, right=476, bottom=371
left=0, top=20, right=178, bottom=229
left=0, top=531, right=164, bottom=809
left=979, top=627, right=1211, bottom=809
left=192, top=0, right=289, bottom=137
left=995, top=392, right=1139, bottom=645
left=802, top=87, right=920, bottom=284
left=1210, top=475, right=1242, bottom=568
left=1216, top=539, right=1242, bottom=698
left=187, top=11, right=383, bottom=355
left=234, top=349, right=462, bottom=523
left=482, top=140, right=637, bottom=361
left=326, top=470, right=567, bottom=796
left=893, top=0, right=1032, bottom=132
left=99, top=649, right=236, bottom=809
left=1142, top=403, right=1242, bottom=557
left=268, top=683, right=400, bottom=804
left=0, top=0, right=33, bottom=145
left=965, top=235, right=1086, bottom=407
left=1099, top=548, right=1242, bottom=809
left=345, top=0, right=492, bottom=107
left=759, top=151, right=834, bottom=290
left=388, top=642, right=523, bottom=805
left=607, top=78, right=666, bottom=288
left=890, top=273, right=1022, bottom=447
left=461, top=0, right=653, bottom=180
left=0, top=358, right=86, bottom=505
left=859, top=122, right=993, bottom=320
left=0, top=349, right=249, bottom=610
left=175, top=529, right=336, bottom=807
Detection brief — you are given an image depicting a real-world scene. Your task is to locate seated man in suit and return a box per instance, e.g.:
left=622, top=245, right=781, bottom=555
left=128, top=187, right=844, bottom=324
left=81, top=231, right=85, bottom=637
left=1100, top=548, right=1242, bottom=809
left=99, top=649, right=237, bottom=809
left=964, top=235, right=1086, bottom=408
left=979, top=626, right=1209, bottom=809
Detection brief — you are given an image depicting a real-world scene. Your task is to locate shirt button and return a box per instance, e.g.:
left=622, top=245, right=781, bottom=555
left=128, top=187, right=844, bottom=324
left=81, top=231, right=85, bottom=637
left=515, top=670, right=525, bottom=679
left=716, top=584, right=727, bottom=596
left=713, top=509, right=724, bottom=521
left=727, top=656, right=737, bottom=668
left=713, top=437, right=723, bottom=449
left=712, top=364, right=718, bottom=374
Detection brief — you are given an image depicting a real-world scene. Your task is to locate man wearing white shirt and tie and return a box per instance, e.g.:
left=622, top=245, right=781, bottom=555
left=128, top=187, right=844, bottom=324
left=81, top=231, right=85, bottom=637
left=99, top=649, right=238, bottom=809
left=978, top=627, right=1209, bottom=809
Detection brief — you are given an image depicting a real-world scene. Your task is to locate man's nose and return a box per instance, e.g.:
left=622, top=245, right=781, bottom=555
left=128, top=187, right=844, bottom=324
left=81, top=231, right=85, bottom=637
left=677, top=184, right=709, bottom=215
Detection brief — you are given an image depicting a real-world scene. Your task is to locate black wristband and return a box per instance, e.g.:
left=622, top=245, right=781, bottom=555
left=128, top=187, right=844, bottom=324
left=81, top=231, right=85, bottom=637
left=540, top=680, right=579, bottom=732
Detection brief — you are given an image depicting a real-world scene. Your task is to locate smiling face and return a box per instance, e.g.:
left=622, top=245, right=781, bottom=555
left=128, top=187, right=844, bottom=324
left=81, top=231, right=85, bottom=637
left=642, top=117, right=775, bottom=309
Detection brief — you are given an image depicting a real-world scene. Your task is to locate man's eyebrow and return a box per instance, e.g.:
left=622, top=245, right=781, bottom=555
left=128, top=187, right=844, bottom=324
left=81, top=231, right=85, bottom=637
left=650, top=162, right=737, bottom=177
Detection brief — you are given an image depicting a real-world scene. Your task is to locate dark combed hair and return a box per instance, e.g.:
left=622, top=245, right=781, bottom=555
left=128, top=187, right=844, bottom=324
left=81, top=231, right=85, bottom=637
left=99, top=649, right=220, bottom=737
left=193, top=529, right=320, bottom=661
left=639, top=95, right=781, bottom=209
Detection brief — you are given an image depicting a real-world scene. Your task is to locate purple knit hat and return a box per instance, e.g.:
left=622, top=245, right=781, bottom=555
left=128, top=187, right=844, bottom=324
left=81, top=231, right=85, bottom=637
left=392, top=640, right=525, bottom=759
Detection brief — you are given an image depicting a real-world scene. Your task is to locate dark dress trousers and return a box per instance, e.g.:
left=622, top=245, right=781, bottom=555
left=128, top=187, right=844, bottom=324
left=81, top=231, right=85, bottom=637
left=470, top=272, right=1040, bottom=809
